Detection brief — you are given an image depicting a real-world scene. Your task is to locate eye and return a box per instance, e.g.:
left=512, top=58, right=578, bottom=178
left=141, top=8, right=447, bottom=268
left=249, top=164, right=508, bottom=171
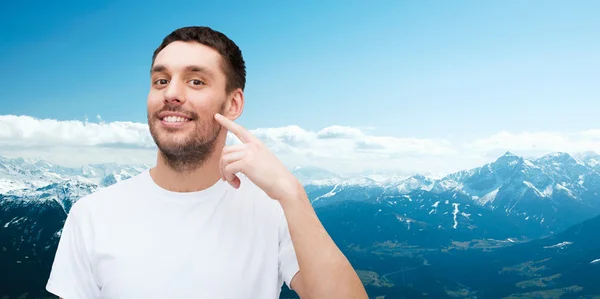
left=189, top=79, right=205, bottom=86
left=153, top=79, right=169, bottom=85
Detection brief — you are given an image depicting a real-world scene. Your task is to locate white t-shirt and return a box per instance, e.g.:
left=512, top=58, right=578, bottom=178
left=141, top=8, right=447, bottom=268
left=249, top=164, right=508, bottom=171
left=46, top=169, right=300, bottom=299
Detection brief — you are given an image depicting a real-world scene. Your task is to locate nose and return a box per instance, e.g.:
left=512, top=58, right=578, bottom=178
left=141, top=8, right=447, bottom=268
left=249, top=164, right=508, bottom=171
left=163, top=79, right=186, bottom=105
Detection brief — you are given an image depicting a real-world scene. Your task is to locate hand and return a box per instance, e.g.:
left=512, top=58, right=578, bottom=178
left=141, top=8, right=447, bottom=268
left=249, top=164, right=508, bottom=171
left=214, top=113, right=302, bottom=201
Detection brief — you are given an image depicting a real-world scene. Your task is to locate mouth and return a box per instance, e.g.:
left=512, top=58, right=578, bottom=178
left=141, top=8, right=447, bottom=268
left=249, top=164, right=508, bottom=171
left=156, top=110, right=195, bottom=125
left=160, top=115, right=192, bottom=123
left=156, top=113, right=193, bottom=129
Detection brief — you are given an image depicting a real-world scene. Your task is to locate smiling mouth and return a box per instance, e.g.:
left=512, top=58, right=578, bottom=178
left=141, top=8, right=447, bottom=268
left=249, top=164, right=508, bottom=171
left=161, top=116, right=192, bottom=123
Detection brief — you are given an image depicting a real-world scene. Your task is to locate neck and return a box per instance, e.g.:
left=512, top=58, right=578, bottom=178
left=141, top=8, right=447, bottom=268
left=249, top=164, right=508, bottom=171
left=149, top=142, right=224, bottom=193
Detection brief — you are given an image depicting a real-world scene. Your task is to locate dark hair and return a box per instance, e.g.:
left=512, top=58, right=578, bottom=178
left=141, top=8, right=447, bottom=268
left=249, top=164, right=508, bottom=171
left=151, top=26, right=246, bottom=93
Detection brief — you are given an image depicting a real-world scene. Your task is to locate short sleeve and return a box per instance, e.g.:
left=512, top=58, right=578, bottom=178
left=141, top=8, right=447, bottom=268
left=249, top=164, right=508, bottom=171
left=46, top=200, right=100, bottom=299
left=277, top=207, right=300, bottom=290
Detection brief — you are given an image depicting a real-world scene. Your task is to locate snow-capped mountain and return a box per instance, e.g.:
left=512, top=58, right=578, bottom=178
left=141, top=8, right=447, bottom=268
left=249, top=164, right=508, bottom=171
left=292, top=166, right=341, bottom=182
left=0, top=156, right=149, bottom=193
left=574, top=151, right=600, bottom=168
left=301, top=152, right=600, bottom=201
left=430, top=152, right=600, bottom=232
left=299, top=151, right=600, bottom=239
left=3, top=150, right=599, bottom=238
left=2, top=152, right=600, bottom=298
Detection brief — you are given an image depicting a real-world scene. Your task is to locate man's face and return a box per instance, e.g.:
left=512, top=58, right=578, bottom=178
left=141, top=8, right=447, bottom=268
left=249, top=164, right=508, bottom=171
left=147, top=41, right=228, bottom=168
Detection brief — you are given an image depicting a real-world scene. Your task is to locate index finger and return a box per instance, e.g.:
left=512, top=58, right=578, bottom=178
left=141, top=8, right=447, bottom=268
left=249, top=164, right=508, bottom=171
left=214, top=113, right=256, bottom=143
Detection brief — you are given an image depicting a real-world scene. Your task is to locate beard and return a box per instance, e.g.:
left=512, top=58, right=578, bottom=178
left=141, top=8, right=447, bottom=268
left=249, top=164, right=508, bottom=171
left=148, top=103, right=225, bottom=173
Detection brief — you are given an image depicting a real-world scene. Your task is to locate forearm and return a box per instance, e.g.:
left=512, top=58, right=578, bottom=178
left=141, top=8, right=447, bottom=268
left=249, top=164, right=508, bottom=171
left=279, top=181, right=368, bottom=298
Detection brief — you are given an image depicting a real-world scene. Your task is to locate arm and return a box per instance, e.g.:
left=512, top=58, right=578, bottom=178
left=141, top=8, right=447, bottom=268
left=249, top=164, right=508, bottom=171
left=213, top=113, right=367, bottom=297
left=280, top=180, right=368, bottom=299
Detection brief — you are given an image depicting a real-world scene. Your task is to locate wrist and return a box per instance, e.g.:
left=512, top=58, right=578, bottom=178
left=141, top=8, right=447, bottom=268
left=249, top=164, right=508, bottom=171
left=277, top=177, right=308, bottom=206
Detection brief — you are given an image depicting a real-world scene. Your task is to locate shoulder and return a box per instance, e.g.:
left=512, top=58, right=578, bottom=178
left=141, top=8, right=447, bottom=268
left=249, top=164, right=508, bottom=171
left=67, top=170, right=149, bottom=219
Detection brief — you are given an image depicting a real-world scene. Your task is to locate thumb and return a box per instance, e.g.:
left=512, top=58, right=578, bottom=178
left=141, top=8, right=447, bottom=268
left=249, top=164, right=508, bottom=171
left=222, top=167, right=239, bottom=188
left=227, top=174, right=241, bottom=189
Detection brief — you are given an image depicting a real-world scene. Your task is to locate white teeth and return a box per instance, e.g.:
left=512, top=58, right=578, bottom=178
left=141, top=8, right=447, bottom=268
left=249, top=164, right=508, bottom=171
left=163, top=116, right=188, bottom=123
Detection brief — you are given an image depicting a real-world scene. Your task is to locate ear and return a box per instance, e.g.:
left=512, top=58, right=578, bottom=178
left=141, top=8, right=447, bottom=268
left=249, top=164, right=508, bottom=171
left=223, top=88, right=244, bottom=120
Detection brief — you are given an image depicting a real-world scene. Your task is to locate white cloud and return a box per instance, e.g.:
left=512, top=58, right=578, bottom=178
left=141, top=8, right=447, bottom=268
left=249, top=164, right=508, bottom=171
left=1, top=114, right=599, bottom=176
left=0, top=115, right=154, bottom=148
left=316, top=126, right=363, bottom=139
left=466, top=130, right=600, bottom=158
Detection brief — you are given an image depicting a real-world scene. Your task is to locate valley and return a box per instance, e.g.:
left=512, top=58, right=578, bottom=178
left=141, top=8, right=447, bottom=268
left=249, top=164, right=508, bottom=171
left=2, top=151, right=600, bottom=298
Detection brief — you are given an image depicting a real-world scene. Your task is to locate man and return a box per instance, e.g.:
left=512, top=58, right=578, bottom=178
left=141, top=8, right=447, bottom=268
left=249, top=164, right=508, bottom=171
left=46, top=26, right=368, bottom=299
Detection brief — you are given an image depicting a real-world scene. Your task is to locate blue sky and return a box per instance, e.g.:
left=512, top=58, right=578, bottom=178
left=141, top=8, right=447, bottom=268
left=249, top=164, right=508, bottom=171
left=1, top=1, right=600, bottom=173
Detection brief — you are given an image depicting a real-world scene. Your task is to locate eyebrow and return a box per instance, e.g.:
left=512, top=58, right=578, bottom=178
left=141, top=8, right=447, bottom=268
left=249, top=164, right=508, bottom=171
left=151, top=64, right=215, bottom=77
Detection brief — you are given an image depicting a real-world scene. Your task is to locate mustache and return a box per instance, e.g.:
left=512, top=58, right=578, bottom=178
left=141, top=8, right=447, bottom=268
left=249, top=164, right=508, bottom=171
left=153, top=104, right=199, bottom=120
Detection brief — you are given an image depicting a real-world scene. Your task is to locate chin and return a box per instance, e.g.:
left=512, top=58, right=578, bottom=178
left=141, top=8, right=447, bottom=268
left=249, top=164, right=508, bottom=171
left=157, top=133, right=194, bottom=146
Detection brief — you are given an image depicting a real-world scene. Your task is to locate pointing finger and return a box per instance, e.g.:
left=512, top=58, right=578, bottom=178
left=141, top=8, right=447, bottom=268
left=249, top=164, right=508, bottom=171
left=214, top=113, right=257, bottom=144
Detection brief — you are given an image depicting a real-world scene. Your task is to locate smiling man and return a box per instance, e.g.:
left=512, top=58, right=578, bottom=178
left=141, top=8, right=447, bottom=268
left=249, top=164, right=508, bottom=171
left=45, top=26, right=368, bottom=299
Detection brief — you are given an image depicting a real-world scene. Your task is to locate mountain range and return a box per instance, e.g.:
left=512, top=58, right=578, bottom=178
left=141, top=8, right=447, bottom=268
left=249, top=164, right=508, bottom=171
left=1, top=151, right=600, bottom=298
left=304, top=151, right=600, bottom=242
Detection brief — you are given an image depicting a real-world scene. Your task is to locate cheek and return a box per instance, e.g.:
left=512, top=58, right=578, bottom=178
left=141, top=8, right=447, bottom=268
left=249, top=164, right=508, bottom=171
left=147, top=93, right=161, bottom=109
left=190, top=92, right=224, bottom=112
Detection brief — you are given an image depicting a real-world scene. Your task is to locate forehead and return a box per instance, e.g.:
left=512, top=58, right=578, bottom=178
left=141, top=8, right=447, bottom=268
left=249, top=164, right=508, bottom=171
left=153, top=41, right=224, bottom=75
